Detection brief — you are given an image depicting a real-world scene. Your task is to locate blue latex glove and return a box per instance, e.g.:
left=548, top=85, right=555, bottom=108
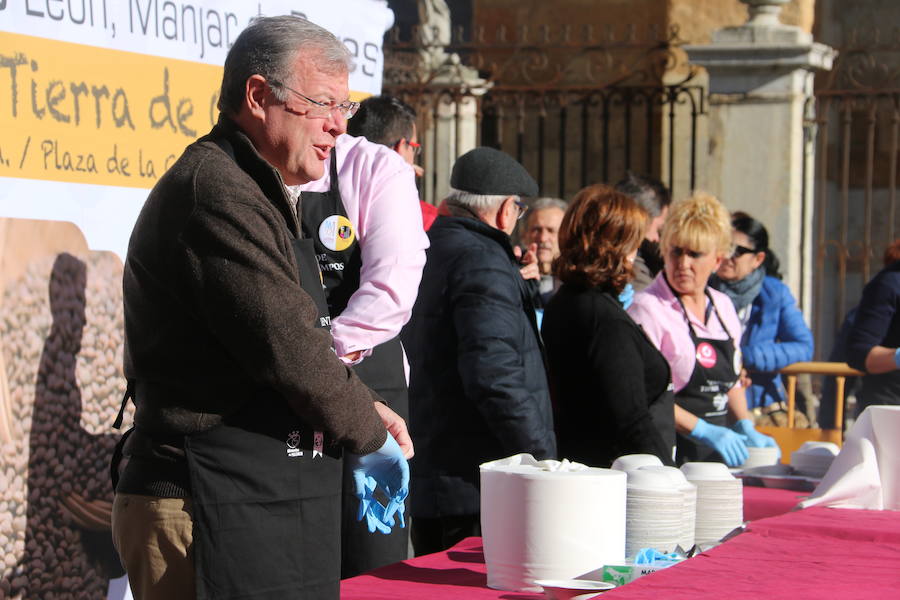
left=732, top=418, right=781, bottom=459
left=618, top=283, right=635, bottom=310
left=894, top=347, right=900, bottom=368
left=346, top=433, right=409, bottom=535
left=634, top=548, right=682, bottom=564
left=688, top=418, right=749, bottom=467
left=359, top=476, right=391, bottom=534
left=358, top=476, right=407, bottom=534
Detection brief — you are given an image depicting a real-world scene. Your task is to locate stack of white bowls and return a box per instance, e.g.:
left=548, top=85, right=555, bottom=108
left=680, top=462, right=743, bottom=546
left=623, top=469, right=683, bottom=557
left=638, top=466, right=697, bottom=550
left=740, top=446, right=781, bottom=469
left=790, top=441, right=840, bottom=478
left=611, top=454, right=664, bottom=472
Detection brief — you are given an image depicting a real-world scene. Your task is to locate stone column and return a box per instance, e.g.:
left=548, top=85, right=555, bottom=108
left=422, top=71, right=489, bottom=205
left=685, top=0, right=835, bottom=315
left=415, top=0, right=490, bottom=205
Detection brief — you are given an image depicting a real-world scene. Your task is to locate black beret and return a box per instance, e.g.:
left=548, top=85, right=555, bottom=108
left=450, top=147, right=538, bottom=198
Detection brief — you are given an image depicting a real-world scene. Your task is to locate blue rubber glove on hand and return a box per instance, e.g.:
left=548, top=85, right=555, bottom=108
left=688, top=418, right=749, bottom=467
left=618, top=283, right=635, bottom=310
left=346, top=433, right=409, bottom=535
left=732, top=418, right=781, bottom=459
left=358, top=475, right=407, bottom=534
left=359, top=476, right=391, bottom=534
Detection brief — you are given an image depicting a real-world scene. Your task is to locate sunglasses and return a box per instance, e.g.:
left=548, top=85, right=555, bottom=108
left=730, top=245, right=756, bottom=259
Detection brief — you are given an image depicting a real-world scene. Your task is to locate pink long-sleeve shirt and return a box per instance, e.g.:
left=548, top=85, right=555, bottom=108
left=628, top=273, right=743, bottom=394
left=298, top=134, right=429, bottom=361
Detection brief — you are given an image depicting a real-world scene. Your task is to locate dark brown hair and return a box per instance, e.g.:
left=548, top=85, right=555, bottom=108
left=554, top=184, right=648, bottom=292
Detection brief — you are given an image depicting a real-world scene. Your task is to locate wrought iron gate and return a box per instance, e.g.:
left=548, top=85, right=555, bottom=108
left=811, top=32, right=900, bottom=358
left=382, top=23, right=707, bottom=204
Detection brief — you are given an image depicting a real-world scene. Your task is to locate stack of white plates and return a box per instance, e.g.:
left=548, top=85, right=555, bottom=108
left=680, top=462, right=743, bottom=546
left=624, top=469, right=683, bottom=557
left=611, top=454, right=664, bottom=472
left=638, top=465, right=697, bottom=550
left=741, top=446, right=781, bottom=469
left=790, top=441, right=839, bottom=478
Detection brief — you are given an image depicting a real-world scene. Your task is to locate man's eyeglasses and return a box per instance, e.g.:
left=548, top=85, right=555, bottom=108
left=730, top=245, right=756, bottom=259
left=514, top=199, right=529, bottom=221
left=269, top=80, right=360, bottom=120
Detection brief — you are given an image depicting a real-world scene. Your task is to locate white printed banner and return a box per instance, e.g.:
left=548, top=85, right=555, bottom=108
left=0, top=0, right=395, bottom=258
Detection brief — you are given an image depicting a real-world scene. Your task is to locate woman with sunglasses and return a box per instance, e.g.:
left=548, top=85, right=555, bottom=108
left=710, top=212, right=813, bottom=420
left=542, top=185, right=675, bottom=467
left=628, top=194, right=779, bottom=466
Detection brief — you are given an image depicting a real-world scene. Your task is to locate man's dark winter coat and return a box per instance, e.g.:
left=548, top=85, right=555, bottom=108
left=403, top=216, right=557, bottom=519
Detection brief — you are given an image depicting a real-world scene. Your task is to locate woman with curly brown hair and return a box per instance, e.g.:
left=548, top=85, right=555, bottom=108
left=542, top=184, right=676, bottom=467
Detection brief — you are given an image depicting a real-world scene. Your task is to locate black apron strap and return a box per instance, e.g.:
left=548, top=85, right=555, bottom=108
left=112, top=379, right=134, bottom=430
left=292, top=237, right=332, bottom=330
left=109, top=428, right=133, bottom=493
left=109, top=379, right=135, bottom=492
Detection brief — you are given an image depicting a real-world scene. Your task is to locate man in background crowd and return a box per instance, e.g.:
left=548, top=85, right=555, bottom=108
left=519, top=197, right=567, bottom=305
left=615, top=172, right=671, bottom=292
left=347, top=94, right=438, bottom=230
left=403, top=147, right=557, bottom=557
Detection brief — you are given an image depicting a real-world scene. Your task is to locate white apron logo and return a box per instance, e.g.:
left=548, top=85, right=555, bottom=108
left=318, top=215, right=355, bottom=252
left=286, top=430, right=303, bottom=458
left=713, top=393, right=729, bottom=412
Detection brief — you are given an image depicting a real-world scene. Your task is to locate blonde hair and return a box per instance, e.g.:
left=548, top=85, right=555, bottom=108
left=660, top=191, right=732, bottom=257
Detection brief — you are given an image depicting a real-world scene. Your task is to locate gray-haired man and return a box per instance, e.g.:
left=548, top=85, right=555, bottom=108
left=113, top=16, right=410, bottom=600
left=519, top=197, right=568, bottom=304
left=402, top=147, right=557, bottom=556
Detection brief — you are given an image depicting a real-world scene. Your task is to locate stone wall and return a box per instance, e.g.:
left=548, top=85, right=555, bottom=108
left=670, top=0, right=814, bottom=44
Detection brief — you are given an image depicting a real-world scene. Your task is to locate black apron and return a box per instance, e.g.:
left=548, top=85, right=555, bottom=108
left=187, top=236, right=342, bottom=600
left=112, top=142, right=344, bottom=599
left=638, top=321, right=677, bottom=464
left=672, top=285, right=740, bottom=464
left=300, top=152, right=410, bottom=578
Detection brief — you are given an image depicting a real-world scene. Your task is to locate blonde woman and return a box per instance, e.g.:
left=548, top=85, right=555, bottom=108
left=628, top=193, right=779, bottom=466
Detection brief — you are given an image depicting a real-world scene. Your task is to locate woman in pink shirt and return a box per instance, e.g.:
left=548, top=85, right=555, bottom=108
left=628, top=193, right=778, bottom=466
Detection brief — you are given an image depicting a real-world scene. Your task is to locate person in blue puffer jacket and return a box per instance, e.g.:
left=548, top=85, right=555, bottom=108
left=711, top=212, right=814, bottom=410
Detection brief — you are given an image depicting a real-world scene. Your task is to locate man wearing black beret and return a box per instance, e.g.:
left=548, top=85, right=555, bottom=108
left=402, top=147, right=558, bottom=555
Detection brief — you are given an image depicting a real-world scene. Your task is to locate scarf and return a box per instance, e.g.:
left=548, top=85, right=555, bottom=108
left=710, top=266, right=765, bottom=311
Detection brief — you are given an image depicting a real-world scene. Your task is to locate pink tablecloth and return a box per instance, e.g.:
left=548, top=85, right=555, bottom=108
left=741, top=485, right=806, bottom=521
left=341, top=487, right=900, bottom=599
